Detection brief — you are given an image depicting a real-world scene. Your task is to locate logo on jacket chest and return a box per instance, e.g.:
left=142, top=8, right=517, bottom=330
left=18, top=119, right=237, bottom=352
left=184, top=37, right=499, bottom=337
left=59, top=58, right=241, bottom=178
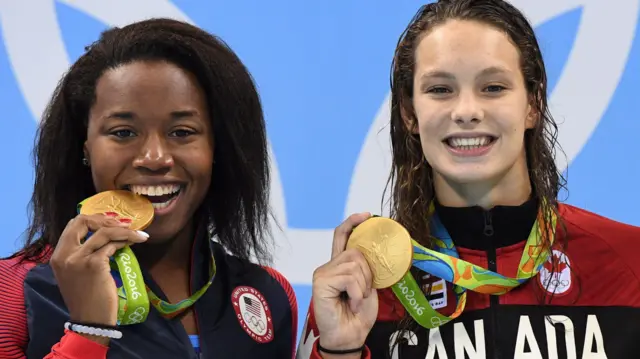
left=231, top=286, right=275, bottom=343
left=539, top=249, right=573, bottom=295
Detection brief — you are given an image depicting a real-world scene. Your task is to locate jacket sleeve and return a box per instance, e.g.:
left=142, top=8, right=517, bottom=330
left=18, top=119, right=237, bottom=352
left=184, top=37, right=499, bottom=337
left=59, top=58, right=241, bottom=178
left=44, top=332, right=109, bottom=358
left=295, top=301, right=371, bottom=359
left=0, top=258, right=108, bottom=359
left=263, top=266, right=299, bottom=358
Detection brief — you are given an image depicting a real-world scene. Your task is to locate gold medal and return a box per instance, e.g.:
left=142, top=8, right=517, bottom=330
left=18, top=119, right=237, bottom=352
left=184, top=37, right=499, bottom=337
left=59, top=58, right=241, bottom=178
left=346, top=217, right=413, bottom=289
left=79, top=190, right=154, bottom=231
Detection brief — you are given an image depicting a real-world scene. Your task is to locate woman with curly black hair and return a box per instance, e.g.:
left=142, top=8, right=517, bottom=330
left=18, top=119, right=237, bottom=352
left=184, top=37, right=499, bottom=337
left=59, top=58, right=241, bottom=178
left=0, top=18, right=297, bottom=359
left=301, top=1, right=640, bottom=358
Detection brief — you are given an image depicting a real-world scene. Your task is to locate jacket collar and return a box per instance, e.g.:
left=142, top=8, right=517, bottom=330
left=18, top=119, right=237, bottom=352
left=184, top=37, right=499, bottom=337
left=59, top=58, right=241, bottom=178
left=434, top=196, right=539, bottom=250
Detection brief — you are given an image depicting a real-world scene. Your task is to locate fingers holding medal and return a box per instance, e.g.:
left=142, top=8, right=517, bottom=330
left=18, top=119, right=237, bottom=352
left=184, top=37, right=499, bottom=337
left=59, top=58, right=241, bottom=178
left=50, top=191, right=153, bottom=332
left=311, top=213, right=415, bottom=352
left=310, top=213, right=376, bottom=352
left=314, top=247, right=374, bottom=313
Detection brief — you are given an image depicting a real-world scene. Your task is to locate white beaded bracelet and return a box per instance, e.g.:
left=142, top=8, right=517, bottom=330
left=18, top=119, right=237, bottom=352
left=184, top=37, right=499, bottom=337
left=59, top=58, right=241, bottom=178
left=64, top=322, right=123, bottom=339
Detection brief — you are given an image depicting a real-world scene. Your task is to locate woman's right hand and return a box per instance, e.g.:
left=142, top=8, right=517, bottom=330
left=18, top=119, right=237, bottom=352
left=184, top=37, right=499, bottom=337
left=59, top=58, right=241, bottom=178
left=50, top=214, right=149, bottom=343
left=312, top=213, right=379, bottom=358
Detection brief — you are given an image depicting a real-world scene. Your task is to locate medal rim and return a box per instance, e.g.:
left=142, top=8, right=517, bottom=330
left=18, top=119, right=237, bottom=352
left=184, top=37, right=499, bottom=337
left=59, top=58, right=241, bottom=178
left=79, top=190, right=154, bottom=231
left=346, top=216, right=413, bottom=289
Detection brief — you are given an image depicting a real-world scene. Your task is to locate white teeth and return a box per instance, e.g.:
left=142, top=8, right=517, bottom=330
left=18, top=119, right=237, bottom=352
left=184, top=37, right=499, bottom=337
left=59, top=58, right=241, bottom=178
left=448, top=136, right=492, bottom=148
left=151, top=200, right=175, bottom=209
left=130, top=184, right=181, bottom=196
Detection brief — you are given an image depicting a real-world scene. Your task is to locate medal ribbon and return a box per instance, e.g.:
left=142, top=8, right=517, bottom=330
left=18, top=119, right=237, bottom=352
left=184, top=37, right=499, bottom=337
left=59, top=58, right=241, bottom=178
left=77, top=200, right=216, bottom=326
left=392, top=206, right=556, bottom=329
left=110, top=250, right=216, bottom=325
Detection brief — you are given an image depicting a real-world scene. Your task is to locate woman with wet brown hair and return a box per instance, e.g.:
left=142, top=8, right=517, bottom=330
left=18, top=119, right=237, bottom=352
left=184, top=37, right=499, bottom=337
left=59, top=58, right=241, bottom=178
left=299, top=1, right=640, bottom=358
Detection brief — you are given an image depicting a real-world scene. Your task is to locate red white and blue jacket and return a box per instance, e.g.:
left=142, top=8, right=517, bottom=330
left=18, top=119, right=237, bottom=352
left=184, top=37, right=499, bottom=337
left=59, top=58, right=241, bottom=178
left=0, top=229, right=298, bottom=359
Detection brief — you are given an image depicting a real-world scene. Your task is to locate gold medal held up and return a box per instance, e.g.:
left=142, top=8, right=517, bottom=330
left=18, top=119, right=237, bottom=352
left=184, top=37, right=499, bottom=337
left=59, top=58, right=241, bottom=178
left=346, top=217, right=413, bottom=289
left=79, top=190, right=155, bottom=231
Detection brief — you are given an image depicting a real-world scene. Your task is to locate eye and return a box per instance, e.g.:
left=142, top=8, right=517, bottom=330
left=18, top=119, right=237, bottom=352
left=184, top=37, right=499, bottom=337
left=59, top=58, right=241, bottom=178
left=170, top=129, right=195, bottom=138
left=110, top=129, right=136, bottom=138
left=427, top=86, right=452, bottom=94
left=484, top=85, right=506, bottom=93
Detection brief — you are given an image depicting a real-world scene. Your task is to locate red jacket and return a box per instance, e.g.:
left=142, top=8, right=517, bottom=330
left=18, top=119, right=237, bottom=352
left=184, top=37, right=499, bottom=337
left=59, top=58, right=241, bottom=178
left=297, top=201, right=640, bottom=359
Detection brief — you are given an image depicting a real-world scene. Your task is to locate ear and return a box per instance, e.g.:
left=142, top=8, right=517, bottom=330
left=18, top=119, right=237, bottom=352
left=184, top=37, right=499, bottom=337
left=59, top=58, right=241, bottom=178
left=400, top=102, right=420, bottom=135
left=525, top=96, right=539, bottom=130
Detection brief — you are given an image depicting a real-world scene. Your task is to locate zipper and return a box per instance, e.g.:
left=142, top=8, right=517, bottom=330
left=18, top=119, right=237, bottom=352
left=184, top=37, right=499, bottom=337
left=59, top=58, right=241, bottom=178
left=483, top=210, right=500, bottom=359
left=483, top=211, right=494, bottom=236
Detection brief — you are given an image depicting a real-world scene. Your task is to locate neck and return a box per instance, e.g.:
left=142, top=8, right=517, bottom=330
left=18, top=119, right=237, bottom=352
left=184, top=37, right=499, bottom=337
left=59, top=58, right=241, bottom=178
left=433, top=159, right=532, bottom=209
left=133, top=221, right=195, bottom=273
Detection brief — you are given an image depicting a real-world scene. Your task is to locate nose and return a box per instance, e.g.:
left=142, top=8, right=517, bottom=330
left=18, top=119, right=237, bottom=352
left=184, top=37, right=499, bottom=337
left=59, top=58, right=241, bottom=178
left=451, top=91, right=484, bottom=126
left=132, top=134, right=174, bottom=172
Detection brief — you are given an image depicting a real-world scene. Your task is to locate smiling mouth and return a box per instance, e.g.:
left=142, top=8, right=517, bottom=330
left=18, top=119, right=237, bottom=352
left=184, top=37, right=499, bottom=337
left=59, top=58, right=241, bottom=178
left=444, top=136, right=497, bottom=150
left=125, top=184, right=184, bottom=209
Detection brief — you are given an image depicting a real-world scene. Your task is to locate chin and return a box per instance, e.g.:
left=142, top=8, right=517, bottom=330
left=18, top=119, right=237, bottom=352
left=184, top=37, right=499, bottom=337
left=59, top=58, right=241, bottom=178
left=142, top=221, right=185, bottom=243
left=143, top=198, right=198, bottom=243
left=449, top=172, right=496, bottom=185
left=435, top=162, right=497, bottom=184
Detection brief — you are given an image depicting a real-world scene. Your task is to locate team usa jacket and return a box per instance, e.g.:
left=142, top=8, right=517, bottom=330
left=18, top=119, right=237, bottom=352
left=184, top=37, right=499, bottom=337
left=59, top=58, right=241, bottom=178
left=297, top=199, right=640, bottom=359
left=0, top=227, right=298, bottom=359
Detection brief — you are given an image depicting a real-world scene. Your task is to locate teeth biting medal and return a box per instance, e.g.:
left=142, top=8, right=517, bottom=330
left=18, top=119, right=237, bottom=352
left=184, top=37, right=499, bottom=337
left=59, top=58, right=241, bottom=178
left=78, top=190, right=217, bottom=326
left=80, top=190, right=155, bottom=230
left=128, top=184, right=181, bottom=210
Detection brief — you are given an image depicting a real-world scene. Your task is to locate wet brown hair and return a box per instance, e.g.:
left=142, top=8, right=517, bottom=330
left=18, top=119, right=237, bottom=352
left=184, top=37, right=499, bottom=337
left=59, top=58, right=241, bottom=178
left=387, top=0, right=566, bottom=255
left=384, top=0, right=570, bottom=346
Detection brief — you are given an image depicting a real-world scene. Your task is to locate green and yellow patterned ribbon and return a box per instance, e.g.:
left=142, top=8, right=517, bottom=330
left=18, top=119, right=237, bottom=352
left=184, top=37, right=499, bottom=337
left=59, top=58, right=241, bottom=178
left=111, top=249, right=216, bottom=325
left=78, top=202, right=215, bottom=326
left=392, top=205, right=556, bottom=328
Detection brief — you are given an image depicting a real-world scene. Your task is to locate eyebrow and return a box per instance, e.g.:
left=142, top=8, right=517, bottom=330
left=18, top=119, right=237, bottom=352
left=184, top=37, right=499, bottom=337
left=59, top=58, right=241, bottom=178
left=170, top=110, right=199, bottom=119
left=106, top=111, right=135, bottom=120
left=476, top=66, right=511, bottom=77
left=105, top=110, right=199, bottom=121
left=419, top=66, right=511, bottom=82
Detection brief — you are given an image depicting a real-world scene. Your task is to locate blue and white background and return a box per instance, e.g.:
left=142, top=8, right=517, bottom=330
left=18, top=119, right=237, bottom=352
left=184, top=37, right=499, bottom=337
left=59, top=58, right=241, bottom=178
left=1, top=1, right=639, bottom=340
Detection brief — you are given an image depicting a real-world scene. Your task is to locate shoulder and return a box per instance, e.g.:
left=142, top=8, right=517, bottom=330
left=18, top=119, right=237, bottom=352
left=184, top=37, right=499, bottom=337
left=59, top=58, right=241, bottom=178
left=560, top=203, right=640, bottom=244
left=213, top=242, right=298, bottom=324
left=213, top=243, right=298, bottom=356
left=215, top=244, right=297, bottom=310
left=0, top=254, right=37, bottom=301
left=559, top=203, right=640, bottom=279
left=0, top=255, right=35, bottom=297
left=259, top=264, right=298, bottom=353
left=260, top=266, right=298, bottom=314
left=0, top=255, right=37, bottom=357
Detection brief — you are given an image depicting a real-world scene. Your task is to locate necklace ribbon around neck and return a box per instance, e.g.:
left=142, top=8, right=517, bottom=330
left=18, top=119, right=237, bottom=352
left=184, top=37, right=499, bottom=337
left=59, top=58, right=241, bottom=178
left=390, top=205, right=556, bottom=329
left=110, top=245, right=216, bottom=325
left=77, top=200, right=216, bottom=326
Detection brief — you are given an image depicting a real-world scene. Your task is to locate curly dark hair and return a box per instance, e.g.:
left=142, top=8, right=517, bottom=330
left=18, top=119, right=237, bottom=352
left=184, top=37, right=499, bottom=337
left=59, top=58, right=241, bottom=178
left=384, top=0, right=570, bottom=341
left=13, top=18, right=273, bottom=265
